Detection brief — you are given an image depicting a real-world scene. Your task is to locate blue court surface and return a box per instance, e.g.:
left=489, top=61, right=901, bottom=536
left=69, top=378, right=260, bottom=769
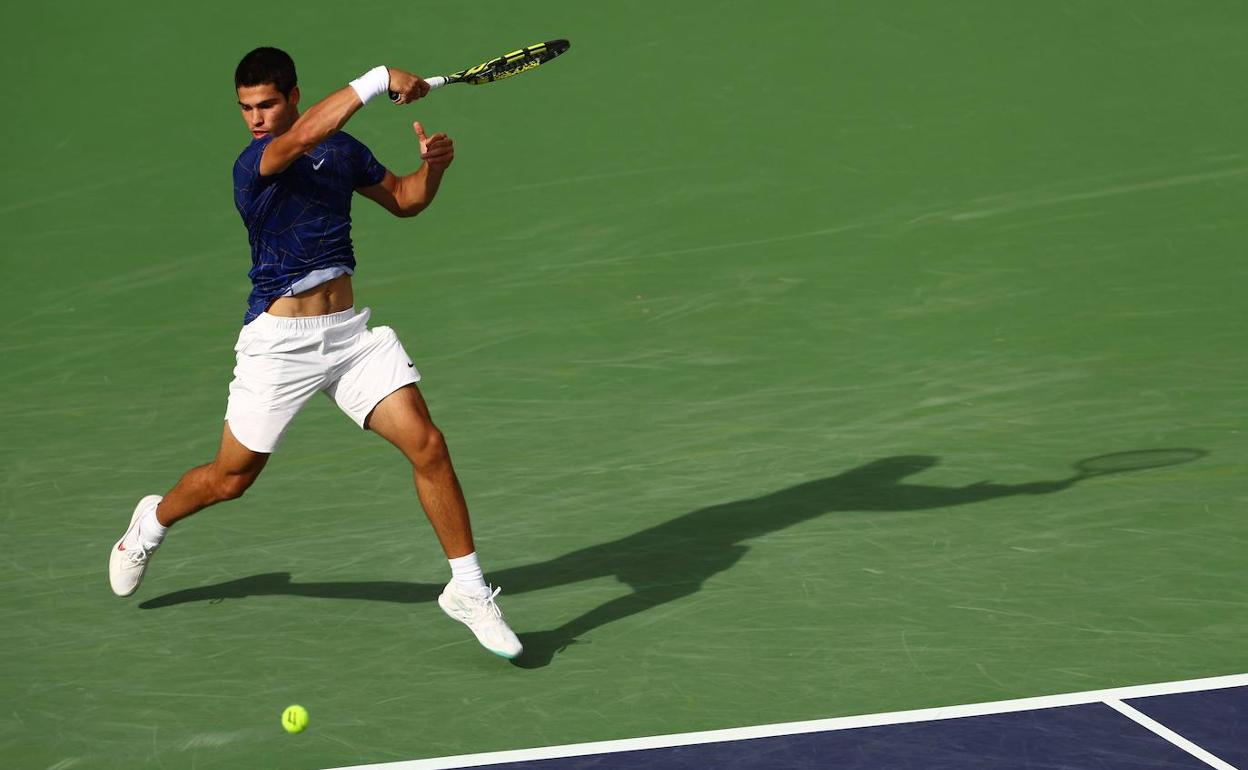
left=333, top=675, right=1245, bottom=770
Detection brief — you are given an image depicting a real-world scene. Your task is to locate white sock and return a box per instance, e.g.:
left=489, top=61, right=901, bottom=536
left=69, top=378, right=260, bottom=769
left=448, top=552, right=488, bottom=596
left=137, top=503, right=168, bottom=551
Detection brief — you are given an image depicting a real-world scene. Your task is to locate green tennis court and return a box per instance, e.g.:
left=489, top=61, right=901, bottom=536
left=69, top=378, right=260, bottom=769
left=2, top=1, right=1245, bottom=768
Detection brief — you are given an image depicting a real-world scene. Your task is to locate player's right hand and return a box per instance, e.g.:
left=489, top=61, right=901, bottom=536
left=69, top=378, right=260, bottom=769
left=387, top=68, right=430, bottom=104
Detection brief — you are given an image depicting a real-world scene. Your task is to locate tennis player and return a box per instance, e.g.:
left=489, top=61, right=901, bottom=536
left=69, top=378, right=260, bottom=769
left=108, top=47, right=522, bottom=660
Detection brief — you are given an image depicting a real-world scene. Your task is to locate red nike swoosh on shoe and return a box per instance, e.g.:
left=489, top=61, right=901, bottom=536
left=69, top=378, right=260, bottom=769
left=117, top=543, right=126, bottom=551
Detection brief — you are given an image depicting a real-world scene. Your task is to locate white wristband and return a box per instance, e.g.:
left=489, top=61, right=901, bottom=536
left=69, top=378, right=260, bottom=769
left=349, top=65, right=390, bottom=105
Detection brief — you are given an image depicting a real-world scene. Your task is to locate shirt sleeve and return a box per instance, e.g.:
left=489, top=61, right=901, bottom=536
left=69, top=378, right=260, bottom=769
left=342, top=133, right=387, bottom=188
left=232, top=136, right=277, bottom=212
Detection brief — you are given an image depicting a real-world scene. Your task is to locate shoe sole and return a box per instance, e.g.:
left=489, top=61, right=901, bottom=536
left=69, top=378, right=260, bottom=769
left=438, top=592, right=522, bottom=660
left=110, top=495, right=161, bottom=597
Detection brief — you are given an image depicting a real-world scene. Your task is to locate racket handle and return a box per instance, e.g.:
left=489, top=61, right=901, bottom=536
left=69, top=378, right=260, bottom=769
left=388, top=76, right=450, bottom=103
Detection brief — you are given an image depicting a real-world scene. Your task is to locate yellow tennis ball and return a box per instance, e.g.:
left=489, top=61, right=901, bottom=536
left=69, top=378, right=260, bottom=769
left=281, top=705, right=309, bottom=734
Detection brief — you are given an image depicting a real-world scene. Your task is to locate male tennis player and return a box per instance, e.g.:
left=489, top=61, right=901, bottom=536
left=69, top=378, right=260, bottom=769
left=108, top=47, right=522, bottom=660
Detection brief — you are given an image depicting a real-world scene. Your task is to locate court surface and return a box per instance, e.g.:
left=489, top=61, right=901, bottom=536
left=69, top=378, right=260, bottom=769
left=2, top=2, right=1246, bottom=769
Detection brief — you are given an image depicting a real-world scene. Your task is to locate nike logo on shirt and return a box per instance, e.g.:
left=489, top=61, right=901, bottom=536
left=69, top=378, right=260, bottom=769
left=312, top=158, right=326, bottom=170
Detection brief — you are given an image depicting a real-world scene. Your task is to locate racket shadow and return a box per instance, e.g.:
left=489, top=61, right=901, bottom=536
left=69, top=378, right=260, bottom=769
left=138, top=449, right=1207, bottom=668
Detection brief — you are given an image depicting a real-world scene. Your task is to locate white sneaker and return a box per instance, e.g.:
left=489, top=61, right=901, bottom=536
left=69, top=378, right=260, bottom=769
left=109, top=495, right=163, bottom=597
left=438, top=582, right=523, bottom=659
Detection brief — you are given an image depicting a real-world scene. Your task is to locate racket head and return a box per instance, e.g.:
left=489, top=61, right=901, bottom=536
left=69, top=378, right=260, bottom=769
left=1072, top=448, right=1207, bottom=476
left=453, top=39, right=571, bottom=85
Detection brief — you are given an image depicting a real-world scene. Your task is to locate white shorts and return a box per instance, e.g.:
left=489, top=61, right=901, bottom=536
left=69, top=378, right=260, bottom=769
left=225, top=307, right=421, bottom=453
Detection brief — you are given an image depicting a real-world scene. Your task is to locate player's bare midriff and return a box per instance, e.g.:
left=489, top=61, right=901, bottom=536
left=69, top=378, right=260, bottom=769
left=265, top=272, right=355, bottom=317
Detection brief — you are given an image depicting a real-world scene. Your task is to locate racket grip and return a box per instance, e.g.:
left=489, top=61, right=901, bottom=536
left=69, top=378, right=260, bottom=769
left=388, top=76, right=450, bottom=103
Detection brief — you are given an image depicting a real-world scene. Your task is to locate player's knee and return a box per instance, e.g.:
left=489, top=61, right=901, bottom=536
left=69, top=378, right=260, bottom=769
left=214, top=472, right=256, bottom=502
left=411, top=425, right=449, bottom=470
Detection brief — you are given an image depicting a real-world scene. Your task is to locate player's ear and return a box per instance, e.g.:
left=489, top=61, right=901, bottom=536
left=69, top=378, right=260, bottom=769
left=288, top=86, right=301, bottom=108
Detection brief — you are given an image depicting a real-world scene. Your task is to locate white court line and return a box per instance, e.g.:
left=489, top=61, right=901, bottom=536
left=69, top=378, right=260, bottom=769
left=329, top=672, right=1248, bottom=770
left=1104, top=699, right=1236, bottom=770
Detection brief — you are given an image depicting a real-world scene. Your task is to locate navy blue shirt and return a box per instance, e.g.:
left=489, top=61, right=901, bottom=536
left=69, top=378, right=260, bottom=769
left=232, top=131, right=387, bottom=324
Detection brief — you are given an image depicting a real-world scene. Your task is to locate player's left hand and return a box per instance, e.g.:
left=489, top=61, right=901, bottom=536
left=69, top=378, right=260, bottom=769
left=414, top=122, right=454, bottom=172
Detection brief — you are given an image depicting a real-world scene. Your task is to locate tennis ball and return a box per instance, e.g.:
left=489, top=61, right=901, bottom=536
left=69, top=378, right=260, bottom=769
left=282, top=705, right=309, bottom=734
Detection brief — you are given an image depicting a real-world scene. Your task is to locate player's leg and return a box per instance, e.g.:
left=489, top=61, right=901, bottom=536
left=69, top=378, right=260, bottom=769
left=364, top=384, right=522, bottom=659
left=109, top=311, right=327, bottom=598
left=327, top=317, right=522, bottom=658
left=365, top=384, right=473, bottom=559
left=325, top=321, right=474, bottom=560
left=156, top=422, right=270, bottom=525
left=109, top=424, right=269, bottom=598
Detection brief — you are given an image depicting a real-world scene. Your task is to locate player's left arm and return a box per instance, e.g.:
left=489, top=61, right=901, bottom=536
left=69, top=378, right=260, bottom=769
left=357, top=121, right=453, bottom=218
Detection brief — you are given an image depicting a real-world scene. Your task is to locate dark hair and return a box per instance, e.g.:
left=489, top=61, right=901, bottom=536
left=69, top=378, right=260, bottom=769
left=235, top=47, right=297, bottom=96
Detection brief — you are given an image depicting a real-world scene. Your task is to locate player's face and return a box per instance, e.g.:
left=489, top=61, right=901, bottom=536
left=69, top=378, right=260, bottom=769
left=236, top=83, right=300, bottom=140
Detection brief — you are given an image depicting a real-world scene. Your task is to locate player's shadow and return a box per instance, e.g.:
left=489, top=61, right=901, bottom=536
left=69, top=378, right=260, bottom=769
left=139, top=452, right=1202, bottom=668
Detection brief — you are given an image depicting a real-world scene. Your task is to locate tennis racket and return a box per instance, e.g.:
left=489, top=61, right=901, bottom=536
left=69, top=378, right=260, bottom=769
left=389, top=39, right=571, bottom=102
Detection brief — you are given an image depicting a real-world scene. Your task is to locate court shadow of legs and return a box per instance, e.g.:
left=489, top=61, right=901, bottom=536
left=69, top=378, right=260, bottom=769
left=139, top=572, right=443, bottom=609
left=139, top=449, right=1205, bottom=668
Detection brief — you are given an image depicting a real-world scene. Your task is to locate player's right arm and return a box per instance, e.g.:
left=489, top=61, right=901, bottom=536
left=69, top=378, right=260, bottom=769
left=259, top=68, right=428, bottom=177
